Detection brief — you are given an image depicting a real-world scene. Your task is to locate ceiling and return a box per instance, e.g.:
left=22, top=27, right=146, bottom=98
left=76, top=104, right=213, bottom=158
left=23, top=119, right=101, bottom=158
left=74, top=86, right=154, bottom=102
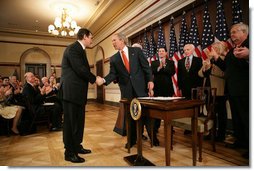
left=0, top=0, right=136, bottom=39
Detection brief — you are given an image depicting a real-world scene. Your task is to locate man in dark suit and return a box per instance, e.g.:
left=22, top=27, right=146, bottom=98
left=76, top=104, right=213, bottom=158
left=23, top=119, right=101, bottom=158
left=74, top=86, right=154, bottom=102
left=151, top=47, right=175, bottom=145
left=22, top=72, right=62, bottom=132
left=98, top=33, right=154, bottom=148
left=213, top=23, right=249, bottom=159
left=177, top=44, right=203, bottom=135
left=177, top=44, right=203, bottom=99
left=60, top=28, right=100, bottom=163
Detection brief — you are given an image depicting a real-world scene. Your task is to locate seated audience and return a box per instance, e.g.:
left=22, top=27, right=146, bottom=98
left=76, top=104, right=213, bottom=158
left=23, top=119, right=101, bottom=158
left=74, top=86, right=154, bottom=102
left=41, top=76, right=62, bottom=111
left=9, top=75, right=26, bottom=107
left=0, top=83, right=23, bottom=135
left=49, top=74, right=60, bottom=90
left=22, top=72, right=62, bottom=131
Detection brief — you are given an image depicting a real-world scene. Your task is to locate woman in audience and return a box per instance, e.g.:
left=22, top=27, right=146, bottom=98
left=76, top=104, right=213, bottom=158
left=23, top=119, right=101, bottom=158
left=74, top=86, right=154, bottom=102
left=198, top=41, right=229, bottom=141
left=0, top=83, right=23, bottom=135
left=41, top=77, right=58, bottom=102
left=49, top=75, right=59, bottom=90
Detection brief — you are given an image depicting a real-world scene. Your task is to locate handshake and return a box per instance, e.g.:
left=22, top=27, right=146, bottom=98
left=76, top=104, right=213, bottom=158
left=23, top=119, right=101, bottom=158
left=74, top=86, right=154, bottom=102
left=96, top=76, right=104, bottom=86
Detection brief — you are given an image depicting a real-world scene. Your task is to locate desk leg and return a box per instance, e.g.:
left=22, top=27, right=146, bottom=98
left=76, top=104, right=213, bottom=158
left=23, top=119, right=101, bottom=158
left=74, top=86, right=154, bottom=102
left=151, top=118, right=154, bottom=148
left=136, top=119, right=142, bottom=156
left=164, top=120, right=171, bottom=166
left=191, top=107, right=198, bottom=166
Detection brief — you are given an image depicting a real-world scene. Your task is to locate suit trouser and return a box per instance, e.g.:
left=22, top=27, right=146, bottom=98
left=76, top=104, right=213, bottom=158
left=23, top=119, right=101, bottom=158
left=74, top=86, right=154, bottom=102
left=228, top=95, right=249, bottom=149
left=215, top=96, right=227, bottom=139
left=63, top=100, right=85, bottom=154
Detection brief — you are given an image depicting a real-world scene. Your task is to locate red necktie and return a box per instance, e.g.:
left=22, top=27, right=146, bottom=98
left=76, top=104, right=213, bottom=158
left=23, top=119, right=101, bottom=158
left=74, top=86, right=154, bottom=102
left=121, top=50, right=130, bottom=73
left=185, top=56, right=190, bottom=71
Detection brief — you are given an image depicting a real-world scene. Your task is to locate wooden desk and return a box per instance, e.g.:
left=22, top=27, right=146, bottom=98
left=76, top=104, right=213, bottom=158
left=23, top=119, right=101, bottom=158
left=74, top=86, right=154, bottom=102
left=120, top=98, right=204, bottom=166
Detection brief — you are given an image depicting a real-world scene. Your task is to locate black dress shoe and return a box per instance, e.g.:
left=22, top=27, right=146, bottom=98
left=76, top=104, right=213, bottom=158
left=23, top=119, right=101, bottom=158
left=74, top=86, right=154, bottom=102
left=125, top=142, right=136, bottom=149
left=65, top=154, right=85, bottom=163
left=10, top=130, right=19, bottom=135
left=50, top=127, right=62, bottom=131
left=78, top=148, right=92, bottom=154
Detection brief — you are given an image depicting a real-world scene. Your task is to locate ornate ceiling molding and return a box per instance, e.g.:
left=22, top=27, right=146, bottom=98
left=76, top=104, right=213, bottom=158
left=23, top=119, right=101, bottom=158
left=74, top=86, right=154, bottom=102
left=93, top=0, right=195, bottom=46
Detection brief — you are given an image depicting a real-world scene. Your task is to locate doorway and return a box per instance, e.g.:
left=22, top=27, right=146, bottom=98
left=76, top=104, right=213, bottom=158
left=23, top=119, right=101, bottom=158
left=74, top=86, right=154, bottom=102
left=25, top=63, right=46, bottom=79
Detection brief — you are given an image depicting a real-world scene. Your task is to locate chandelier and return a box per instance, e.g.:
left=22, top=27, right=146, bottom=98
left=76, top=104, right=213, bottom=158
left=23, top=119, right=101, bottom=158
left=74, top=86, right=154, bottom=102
left=48, top=8, right=81, bottom=37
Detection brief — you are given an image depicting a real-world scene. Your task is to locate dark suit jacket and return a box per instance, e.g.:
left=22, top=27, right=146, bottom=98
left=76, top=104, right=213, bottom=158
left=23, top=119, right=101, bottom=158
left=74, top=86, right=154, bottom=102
left=22, top=83, right=44, bottom=105
left=177, top=56, right=203, bottom=99
left=22, top=82, right=45, bottom=113
left=104, top=47, right=153, bottom=99
left=60, top=41, right=96, bottom=105
left=214, top=38, right=249, bottom=96
left=151, top=59, right=175, bottom=96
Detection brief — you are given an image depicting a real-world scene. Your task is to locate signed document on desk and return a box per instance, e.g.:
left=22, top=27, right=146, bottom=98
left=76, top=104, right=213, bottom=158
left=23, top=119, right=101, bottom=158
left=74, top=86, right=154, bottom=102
left=137, top=97, right=185, bottom=101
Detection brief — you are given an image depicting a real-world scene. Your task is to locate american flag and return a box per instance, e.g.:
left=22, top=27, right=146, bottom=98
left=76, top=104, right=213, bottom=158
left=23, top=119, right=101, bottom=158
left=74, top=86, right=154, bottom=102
left=215, top=0, right=233, bottom=49
left=142, top=29, right=150, bottom=59
left=232, top=0, right=243, bottom=24
left=169, top=17, right=178, bottom=59
left=157, top=21, right=166, bottom=51
left=149, top=26, right=157, bottom=61
left=178, top=11, right=189, bottom=56
left=169, top=17, right=181, bottom=96
left=201, top=0, right=214, bottom=59
left=189, top=9, right=202, bottom=57
left=215, top=0, right=229, bottom=41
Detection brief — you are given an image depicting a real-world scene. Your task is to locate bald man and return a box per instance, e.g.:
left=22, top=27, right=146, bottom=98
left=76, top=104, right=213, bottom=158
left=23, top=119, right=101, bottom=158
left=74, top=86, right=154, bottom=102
left=177, top=44, right=203, bottom=99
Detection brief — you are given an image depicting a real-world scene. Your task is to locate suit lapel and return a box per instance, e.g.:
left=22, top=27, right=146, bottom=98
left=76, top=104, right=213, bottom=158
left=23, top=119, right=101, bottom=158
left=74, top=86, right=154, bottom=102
left=154, top=60, right=160, bottom=67
left=128, top=47, right=135, bottom=73
left=75, top=41, right=90, bottom=70
left=189, top=57, right=196, bottom=72
left=83, top=49, right=90, bottom=71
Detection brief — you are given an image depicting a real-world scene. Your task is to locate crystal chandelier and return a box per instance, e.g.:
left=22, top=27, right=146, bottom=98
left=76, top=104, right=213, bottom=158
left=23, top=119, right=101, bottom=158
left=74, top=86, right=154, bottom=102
left=48, top=8, right=81, bottom=37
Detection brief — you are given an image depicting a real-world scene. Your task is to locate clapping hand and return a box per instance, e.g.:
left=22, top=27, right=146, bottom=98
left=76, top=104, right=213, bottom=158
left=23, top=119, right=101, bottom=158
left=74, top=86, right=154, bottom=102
left=202, top=58, right=211, bottom=71
left=234, top=46, right=249, bottom=59
left=208, top=47, right=219, bottom=61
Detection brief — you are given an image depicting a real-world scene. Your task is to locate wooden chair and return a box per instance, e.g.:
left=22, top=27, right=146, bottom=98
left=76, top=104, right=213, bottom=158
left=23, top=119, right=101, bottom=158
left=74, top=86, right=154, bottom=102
left=171, top=87, right=217, bottom=162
